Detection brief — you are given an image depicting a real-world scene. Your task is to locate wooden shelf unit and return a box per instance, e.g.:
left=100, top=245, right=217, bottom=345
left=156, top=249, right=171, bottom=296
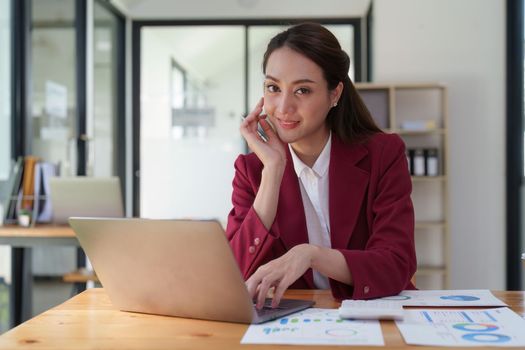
left=356, top=82, right=450, bottom=289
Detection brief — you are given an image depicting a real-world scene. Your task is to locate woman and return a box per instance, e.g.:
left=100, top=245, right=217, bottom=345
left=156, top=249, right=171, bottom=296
left=226, top=23, right=416, bottom=309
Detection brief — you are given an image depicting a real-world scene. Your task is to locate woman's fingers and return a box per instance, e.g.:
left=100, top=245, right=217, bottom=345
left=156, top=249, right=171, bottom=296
left=247, top=269, right=293, bottom=309
left=271, top=278, right=290, bottom=308
left=244, top=97, right=264, bottom=123
left=256, top=276, right=274, bottom=309
left=247, top=265, right=281, bottom=309
left=245, top=273, right=261, bottom=300
left=241, top=99, right=270, bottom=144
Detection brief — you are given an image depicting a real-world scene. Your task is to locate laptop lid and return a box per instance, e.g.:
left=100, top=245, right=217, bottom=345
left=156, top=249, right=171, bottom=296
left=50, top=177, right=123, bottom=224
left=69, top=218, right=313, bottom=324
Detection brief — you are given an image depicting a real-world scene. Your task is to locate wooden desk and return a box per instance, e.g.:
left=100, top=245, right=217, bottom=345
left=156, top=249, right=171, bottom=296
left=0, top=225, right=79, bottom=327
left=0, top=225, right=78, bottom=247
left=0, top=289, right=522, bottom=349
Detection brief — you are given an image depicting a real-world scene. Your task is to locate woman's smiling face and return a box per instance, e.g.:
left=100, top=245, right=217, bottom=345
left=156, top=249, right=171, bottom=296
left=263, top=46, right=340, bottom=149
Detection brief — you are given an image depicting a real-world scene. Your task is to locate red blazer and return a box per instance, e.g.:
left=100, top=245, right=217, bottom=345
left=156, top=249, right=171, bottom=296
left=226, top=132, right=417, bottom=300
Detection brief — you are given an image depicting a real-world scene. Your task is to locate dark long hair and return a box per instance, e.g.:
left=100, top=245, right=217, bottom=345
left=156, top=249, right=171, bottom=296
left=262, top=23, right=381, bottom=144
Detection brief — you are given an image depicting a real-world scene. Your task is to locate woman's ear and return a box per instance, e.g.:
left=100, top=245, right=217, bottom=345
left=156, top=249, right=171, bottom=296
left=331, top=81, right=344, bottom=106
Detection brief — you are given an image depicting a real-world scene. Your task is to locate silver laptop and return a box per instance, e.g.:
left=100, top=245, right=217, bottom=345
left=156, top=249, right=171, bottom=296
left=68, top=218, right=314, bottom=324
left=50, top=177, right=124, bottom=224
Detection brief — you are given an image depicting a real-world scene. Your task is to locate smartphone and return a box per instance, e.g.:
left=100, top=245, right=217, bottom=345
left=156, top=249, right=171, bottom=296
left=256, top=122, right=269, bottom=142
left=241, top=115, right=269, bottom=142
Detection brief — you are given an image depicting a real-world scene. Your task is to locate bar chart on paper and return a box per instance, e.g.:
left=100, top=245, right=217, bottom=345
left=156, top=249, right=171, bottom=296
left=241, top=308, right=384, bottom=346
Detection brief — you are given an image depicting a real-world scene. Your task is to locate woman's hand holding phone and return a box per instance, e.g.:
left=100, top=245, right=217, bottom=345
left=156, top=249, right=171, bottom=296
left=240, top=98, right=286, bottom=172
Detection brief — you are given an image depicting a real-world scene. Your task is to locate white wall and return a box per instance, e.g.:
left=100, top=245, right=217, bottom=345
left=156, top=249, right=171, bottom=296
left=374, top=0, right=505, bottom=289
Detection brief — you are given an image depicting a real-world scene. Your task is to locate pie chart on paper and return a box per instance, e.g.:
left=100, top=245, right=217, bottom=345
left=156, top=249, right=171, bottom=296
left=440, top=295, right=481, bottom=302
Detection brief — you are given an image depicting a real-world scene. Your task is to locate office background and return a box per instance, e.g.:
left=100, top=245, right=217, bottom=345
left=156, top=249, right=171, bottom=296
left=0, top=0, right=523, bottom=332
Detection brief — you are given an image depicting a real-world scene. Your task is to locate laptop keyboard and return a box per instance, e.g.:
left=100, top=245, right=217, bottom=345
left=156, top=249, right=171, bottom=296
left=254, top=301, right=287, bottom=316
left=251, top=298, right=315, bottom=323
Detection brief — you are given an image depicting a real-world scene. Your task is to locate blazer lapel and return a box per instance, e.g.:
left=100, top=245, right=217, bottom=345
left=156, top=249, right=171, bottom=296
left=329, top=136, right=370, bottom=249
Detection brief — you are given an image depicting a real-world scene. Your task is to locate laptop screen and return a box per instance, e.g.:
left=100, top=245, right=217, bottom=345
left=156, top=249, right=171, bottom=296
left=50, top=177, right=124, bottom=224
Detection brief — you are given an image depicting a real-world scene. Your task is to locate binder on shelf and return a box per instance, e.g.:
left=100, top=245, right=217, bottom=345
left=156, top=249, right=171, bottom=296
left=2, top=156, right=24, bottom=223
left=425, top=148, right=439, bottom=176
left=412, top=149, right=425, bottom=176
left=32, top=162, right=58, bottom=223
left=407, top=148, right=441, bottom=177
left=20, top=156, right=39, bottom=211
left=2, top=156, right=59, bottom=226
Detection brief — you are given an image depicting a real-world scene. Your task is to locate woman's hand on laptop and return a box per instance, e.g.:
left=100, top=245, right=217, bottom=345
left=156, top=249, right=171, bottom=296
left=246, top=244, right=316, bottom=309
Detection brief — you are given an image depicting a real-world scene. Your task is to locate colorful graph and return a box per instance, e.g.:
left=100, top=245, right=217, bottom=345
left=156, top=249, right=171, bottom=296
left=278, top=315, right=349, bottom=325
left=461, top=333, right=511, bottom=343
left=453, top=323, right=499, bottom=332
left=451, top=322, right=509, bottom=343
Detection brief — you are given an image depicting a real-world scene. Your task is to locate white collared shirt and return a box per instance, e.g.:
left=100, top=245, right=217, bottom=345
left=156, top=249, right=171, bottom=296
left=289, top=134, right=332, bottom=289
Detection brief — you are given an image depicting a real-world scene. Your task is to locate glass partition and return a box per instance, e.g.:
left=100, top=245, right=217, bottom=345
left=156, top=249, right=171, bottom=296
left=28, top=0, right=77, bottom=301
left=91, top=0, right=122, bottom=178
left=30, top=0, right=77, bottom=175
left=141, top=26, right=245, bottom=225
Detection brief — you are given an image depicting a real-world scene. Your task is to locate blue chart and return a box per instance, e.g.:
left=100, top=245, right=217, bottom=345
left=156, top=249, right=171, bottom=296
left=440, top=295, right=480, bottom=301
left=462, top=333, right=511, bottom=344
left=262, top=326, right=299, bottom=335
left=461, top=333, right=511, bottom=343
left=452, top=322, right=510, bottom=344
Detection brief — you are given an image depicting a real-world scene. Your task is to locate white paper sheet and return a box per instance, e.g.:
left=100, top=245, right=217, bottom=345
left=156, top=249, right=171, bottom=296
left=377, top=289, right=507, bottom=307
left=396, top=307, right=525, bottom=347
left=241, top=308, right=384, bottom=346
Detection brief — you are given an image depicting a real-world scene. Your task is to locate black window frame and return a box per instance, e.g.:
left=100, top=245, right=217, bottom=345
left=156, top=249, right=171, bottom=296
left=507, top=0, right=525, bottom=290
